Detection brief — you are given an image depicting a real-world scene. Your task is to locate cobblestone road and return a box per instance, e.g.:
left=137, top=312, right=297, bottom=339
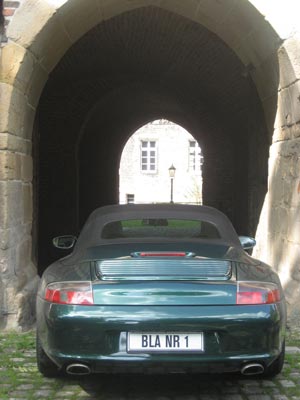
left=0, top=332, right=299, bottom=400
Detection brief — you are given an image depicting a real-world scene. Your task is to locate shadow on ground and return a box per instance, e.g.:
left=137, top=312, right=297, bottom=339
left=77, top=373, right=247, bottom=398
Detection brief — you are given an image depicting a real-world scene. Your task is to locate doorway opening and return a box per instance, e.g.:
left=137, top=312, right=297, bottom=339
left=119, top=120, right=203, bottom=205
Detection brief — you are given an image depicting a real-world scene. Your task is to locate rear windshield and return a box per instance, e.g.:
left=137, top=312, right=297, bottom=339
left=101, top=218, right=221, bottom=240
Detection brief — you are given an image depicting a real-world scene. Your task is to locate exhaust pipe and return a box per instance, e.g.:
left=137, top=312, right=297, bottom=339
left=241, top=363, right=264, bottom=376
left=66, top=363, right=91, bottom=376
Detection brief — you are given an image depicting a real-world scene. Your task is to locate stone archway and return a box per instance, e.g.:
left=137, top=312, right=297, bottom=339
left=1, top=0, right=300, bottom=329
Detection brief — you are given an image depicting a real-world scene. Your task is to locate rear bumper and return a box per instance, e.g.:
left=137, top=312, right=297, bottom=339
left=37, top=300, right=286, bottom=373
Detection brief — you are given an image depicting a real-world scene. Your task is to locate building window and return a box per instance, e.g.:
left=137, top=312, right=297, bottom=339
left=141, top=140, right=157, bottom=172
left=126, top=194, right=135, bottom=204
left=189, top=140, right=202, bottom=172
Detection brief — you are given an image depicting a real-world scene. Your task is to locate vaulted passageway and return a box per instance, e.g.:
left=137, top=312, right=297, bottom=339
left=4, top=0, right=300, bottom=329
left=36, top=6, right=271, bottom=271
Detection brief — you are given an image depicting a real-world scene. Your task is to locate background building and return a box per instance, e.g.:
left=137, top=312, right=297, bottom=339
left=119, top=120, right=202, bottom=205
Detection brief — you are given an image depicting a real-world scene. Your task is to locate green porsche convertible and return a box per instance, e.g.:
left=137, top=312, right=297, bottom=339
left=36, top=204, right=286, bottom=378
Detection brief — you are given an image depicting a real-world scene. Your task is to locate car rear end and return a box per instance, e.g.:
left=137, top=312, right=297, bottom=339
left=37, top=247, right=286, bottom=376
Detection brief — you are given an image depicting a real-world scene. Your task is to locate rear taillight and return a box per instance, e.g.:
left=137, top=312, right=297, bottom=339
left=237, top=281, right=281, bottom=305
left=44, top=282, right=94, bottom=305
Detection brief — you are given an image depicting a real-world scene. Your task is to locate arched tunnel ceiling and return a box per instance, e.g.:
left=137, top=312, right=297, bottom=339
left=37, top=5, right=271, bottom=269
left=44, top=6, right=256, bottom=119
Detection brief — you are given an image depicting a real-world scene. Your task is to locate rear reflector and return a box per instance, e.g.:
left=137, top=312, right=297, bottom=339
left=45, top=282, right=94, bottom=305
left=237, top=281, right=281, bottom=305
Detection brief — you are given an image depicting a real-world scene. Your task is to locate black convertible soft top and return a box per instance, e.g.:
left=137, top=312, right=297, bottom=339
left=73, top=204, right=241, bottom=252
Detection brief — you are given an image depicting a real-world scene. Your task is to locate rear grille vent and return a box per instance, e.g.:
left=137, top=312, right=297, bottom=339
left=96, top=259, right=232, bottom=281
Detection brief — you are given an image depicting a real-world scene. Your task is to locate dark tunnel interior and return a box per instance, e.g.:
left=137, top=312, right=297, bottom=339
left=35, top=6, right=271, bottom=272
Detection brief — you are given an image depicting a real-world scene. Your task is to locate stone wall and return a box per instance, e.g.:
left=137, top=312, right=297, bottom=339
left=254, top=34, right=300, bottom=325
left=0, top=0, right=40, bottom=330
left=0, top=148, right=38, bottom=330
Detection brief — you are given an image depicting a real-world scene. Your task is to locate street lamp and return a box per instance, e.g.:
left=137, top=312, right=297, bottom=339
left=168, top=164, right=176, bottom=203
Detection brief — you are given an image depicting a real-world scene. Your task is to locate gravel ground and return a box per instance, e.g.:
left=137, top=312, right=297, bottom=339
left=0, top=330, right=299, bottom=400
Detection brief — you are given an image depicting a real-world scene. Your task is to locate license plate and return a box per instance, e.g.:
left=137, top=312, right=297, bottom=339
left=127, top=332, right=204, bottom=352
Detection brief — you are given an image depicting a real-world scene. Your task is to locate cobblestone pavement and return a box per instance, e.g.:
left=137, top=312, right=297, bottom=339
left=0, top=331, right=299, bottom=400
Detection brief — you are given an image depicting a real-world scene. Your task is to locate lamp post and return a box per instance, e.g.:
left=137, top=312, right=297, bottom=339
left=168, top=164, right=176, bottom=203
